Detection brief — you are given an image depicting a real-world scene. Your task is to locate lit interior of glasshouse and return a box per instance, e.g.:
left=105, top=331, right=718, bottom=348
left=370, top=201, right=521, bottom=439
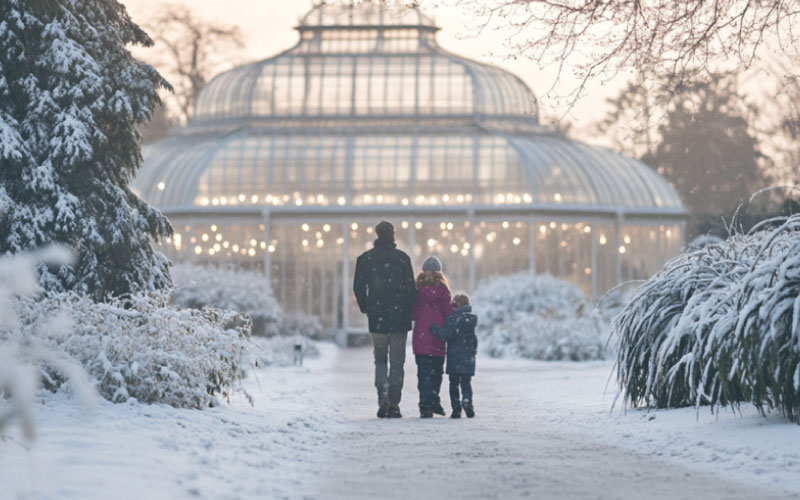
left=134, top=2, right=687, bottom=332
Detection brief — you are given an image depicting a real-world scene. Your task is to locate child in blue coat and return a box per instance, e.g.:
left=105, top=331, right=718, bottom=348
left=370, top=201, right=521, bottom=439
left=431, top=294, right=478, bottom=418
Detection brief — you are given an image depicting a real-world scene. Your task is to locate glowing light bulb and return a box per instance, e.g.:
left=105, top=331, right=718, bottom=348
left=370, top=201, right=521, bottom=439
left=232, top=244, right=240, bottom=252
left=302, top=240, right=309, bottom=247
left=201, top=233, right=209, bottom=242
left=215, top=233, right=222, bottom=242
left=302, top=223, right=310, bottom=232
left=502, top=221, right=509, bottom=229
left=539, top=225, right=547, bottom=234
left=251, top=194, right=259, bottom=203
left=268, top=245, right=276, bottom=253
left=513, top=237, right=521, bottom=245
left=618, top=245, right=627, bottom=254
left=584, top=267, right=592, bottom=275
left=351, top=223, right=358, bottom=231
left=250, top=239, right=257, bottom=247
left=427, top=239, right=436, bottom=247
left=194, top=246, right=202, bottom=255
left=401, top=221, right=409, bottom=229
left=599, top=235, right=607, bottom=245
left=415, top=222, right=423, bottom=230
left=450, top=244, right=458, bottom=253
left=584, top=226, right=592, bottom=233
left=157, top=182, right=165, bottom=191
left=248, top=248, right=256, bottom=257
left=238, top=194, right=246, bottom=202
left=624, top=235, right=631, bottom=245
left=402, top=198, right=409, bottom=206
left=338, top=196, right=346, bottom=206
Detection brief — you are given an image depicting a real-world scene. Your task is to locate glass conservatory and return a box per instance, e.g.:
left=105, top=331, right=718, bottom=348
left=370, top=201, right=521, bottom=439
left=135, top=2, right=687, bottom=332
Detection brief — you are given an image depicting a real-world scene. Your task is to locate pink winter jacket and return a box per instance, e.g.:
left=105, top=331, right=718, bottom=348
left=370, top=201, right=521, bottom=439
left=411, top=284, right=454, bottom=357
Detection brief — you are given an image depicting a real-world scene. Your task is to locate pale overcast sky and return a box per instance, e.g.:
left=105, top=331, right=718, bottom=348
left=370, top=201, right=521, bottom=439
left=121, top=0, right=629, bottom=142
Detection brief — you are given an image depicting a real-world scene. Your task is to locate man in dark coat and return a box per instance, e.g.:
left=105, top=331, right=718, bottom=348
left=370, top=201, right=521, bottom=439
left=353, top=220, right=416, bottom=418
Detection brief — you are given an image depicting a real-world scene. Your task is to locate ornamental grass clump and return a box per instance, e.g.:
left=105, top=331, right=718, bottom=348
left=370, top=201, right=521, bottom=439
left=615, top=213, right=800, bottom=419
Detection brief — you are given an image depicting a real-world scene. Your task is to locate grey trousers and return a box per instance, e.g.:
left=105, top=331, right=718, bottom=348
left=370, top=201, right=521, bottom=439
left=371, top=332, right=407, bottom=405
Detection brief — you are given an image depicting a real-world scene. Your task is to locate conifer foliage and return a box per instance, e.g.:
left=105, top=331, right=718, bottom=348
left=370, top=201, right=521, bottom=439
left=0, top=0, right=172, bottom=298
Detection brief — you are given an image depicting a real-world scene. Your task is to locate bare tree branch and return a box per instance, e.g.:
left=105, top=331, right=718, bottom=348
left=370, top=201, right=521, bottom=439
left=442, top=0, right=800, bottom=107
left=143, top=7, right=245, bottom=122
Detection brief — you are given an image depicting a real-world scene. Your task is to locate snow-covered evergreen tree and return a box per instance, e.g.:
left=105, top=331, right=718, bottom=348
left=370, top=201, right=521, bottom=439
left=0, top=0, right=172, bottom=298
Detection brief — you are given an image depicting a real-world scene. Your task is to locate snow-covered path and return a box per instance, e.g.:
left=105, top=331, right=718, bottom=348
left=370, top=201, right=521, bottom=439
left=311, top=349, right=792, bottom=500
left=2, top=345, right=798, bottom=499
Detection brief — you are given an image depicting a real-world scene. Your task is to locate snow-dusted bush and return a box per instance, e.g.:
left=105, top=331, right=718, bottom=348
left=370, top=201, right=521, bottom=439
left=276, top=312, right=332, bottom=341
left=0, top=247, right=83, bottom=440
left=8, top=292, right=249, bottom=408
left=247, top=336, right=321, bottom=368
left=171, top=263, right=282, bottom=336
left=171, top=263, right=334, bottom=341
left=615, top=213, right=800, bottom=418
left=472, top=273, right=610, bottom=361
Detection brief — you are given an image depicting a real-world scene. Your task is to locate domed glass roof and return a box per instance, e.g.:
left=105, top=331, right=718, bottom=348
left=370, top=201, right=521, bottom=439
left=193, top=3, right=538, bottom=120
left=136, top=2, right=684, bottom=217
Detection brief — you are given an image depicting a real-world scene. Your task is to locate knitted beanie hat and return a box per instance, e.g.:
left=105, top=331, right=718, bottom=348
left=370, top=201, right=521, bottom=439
left=422, top=256, right=442, bottom=272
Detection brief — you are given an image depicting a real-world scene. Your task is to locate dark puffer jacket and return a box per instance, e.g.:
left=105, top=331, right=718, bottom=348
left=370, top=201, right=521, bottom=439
left=431, top=305, right=478, bottom=375
left=353, top=238, right=416, bottom=333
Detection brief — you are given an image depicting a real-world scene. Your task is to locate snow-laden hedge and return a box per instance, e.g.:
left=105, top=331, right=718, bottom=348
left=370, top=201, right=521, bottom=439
left=472, top=273, right=610, bottom=361
left=171, top=263, right=283, bottom=336
left=615, top=213, right=800, bottom=418
left=6, top=292, right=249, bottom=409
left=0, top=247, right=88, bottom=439
left=171, top=263, right=331, bottom=340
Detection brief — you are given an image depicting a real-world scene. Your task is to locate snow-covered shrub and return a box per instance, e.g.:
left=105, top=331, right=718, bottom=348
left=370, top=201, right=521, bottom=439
left=472, top=273, right=610, bottom=361
left=277, top=312, right=333, bottom=341
left=247, top=336, right=321, bottom=368
left=171, top=263, right=282, bottom=336
left=615, top=213, right=800, bottom=418
left=0, top=247, right=82, bottom=440
left=8, top=292, right=249, bottom=408
left=171, top=263, right=336, bottom=341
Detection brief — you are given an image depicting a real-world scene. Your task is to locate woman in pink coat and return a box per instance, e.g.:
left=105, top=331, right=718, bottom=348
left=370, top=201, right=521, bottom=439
left=411, top=256, right=454, bottom=418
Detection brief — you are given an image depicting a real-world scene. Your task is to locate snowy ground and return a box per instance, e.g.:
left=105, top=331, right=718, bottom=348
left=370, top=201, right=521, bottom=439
left=1, top=344, right=798, bottom=500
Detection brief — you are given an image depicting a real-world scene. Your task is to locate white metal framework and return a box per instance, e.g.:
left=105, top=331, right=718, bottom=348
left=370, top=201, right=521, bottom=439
left=135, top=2, right=687, bottom=332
